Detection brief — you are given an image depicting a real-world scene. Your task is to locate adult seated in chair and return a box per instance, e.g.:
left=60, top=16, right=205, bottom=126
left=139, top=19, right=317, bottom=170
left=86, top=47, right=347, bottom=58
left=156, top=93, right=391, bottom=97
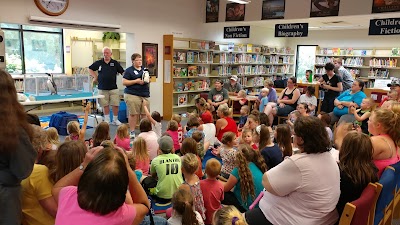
left=208, top=79, right=229, bottom=111
left=216, top=104, right=238, bottom=142
left=264, top=77, right=301, bottom=126
left=328, top=79, right=366, bottom=125
left=223, top=75, right=242, bottom=96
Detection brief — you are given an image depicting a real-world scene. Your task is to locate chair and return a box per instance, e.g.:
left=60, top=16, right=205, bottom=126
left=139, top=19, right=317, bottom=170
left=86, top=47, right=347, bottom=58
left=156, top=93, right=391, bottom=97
left=374, top=166, right=396, bottom=225
left=390, top=161, right=400, bottom=219
left=338, top=183, right=380, bottom=225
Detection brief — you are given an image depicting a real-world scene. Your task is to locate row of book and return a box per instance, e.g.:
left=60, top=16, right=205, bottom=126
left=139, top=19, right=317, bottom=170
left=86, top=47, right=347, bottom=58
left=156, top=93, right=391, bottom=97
left=267, top=55, right=292, bottom=64
left=343, top=57, right=364, bottom=67
left=367, top=69, right=390, bottom=78
left=174, top=80, right=210, bottom=92
left=173, top=66, right=209, bottom=77
left=369, top=59, right=398, bottom=68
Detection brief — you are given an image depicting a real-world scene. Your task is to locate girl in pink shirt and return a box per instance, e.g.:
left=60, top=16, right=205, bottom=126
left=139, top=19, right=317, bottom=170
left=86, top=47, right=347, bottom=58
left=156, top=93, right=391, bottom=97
left=114, top=124, right=131, bottom=151
left=166, top=120, right=181, bottom=152
left=131, top=137, right=150, bottom=175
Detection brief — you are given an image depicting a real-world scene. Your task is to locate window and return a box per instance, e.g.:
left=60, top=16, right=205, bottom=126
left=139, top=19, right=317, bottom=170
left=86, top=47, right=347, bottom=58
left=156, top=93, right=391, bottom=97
left=1, top=23, right=64, bottom=74
left=295, top=45, right=317, bottom=82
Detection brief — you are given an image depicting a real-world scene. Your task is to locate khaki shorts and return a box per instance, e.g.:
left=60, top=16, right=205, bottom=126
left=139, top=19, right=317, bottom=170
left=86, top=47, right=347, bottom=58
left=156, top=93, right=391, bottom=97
left=98, top=89, right=120, bottom=107
left=124, top=94, right=149, bottom=115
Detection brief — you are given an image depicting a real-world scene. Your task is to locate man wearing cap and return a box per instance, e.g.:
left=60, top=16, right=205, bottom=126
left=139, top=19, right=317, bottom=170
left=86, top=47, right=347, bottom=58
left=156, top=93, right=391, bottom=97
left=380, top=79, right=400, bottom=107
left=149, top=136, right=183, bottom=202
left=223, top=75, right=243, bottom=96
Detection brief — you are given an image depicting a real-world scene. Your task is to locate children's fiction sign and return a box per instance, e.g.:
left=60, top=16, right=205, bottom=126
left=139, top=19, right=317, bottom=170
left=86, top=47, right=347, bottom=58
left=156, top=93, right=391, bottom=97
left=223, top=26, right=250, bottom=39
left=369, top=18, right=400, bottom=35
left=275, top=23, right=308, bottom=37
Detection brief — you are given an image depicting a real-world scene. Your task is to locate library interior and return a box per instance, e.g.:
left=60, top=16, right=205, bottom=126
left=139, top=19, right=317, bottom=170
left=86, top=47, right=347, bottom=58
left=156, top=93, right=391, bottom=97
left=1, top=0, right=400, bottom=225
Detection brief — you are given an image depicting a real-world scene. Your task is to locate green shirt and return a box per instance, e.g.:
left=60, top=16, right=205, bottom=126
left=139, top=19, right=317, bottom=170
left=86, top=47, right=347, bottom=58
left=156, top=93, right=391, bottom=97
left=150, top=154, right=183, bottom=199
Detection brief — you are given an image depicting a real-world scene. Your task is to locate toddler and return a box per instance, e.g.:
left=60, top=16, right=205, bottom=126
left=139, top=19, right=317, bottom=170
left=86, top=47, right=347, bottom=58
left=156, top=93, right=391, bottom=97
left=351, top=97, right=374, bottom=134
left=258, top=88, right=269, bottom=113
left=181, top=137, right=204, bottom=179
left=192, top=130, right=207, bottom=159
left=241, top=129, right=257, bottom=150
left=318, top=112, right=333, bottom=142
left=172, top=114, right=183, bottom=143
left=166, top=120, right=181, bottom=152
left=213, top=206, right=247, bottom=225
left=143, top=99, right=162, bottom=139
left=237, top=90, right=248, bottom=106
left=238, top=105, right=249, bottom=132
left=200, top=159, right=224, bottom=225
left=114, top=124, right=130, bottom=151
left=213, top=132, right=237, bottom=179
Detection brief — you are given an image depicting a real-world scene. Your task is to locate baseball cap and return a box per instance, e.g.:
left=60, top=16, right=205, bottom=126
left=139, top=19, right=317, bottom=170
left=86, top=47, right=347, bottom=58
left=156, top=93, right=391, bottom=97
left=158, top=136, right=174, bottom=153
left=201, top=111, right=213, bottom=123
left=387, top=79, right=400, bottom=87
left=230, top=75, right=238, bottom=82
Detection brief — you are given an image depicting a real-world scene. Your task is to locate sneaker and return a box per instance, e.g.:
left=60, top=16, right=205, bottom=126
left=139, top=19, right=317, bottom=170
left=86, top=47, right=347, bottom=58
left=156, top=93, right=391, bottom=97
left=130, top=131, right=136, bottom=139
left=113, top=119, right=122, bottom=126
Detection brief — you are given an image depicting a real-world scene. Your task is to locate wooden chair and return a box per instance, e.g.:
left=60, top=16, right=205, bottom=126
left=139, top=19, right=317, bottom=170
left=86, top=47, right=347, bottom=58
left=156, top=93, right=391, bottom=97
left=374, top=166, right=396, bottom=225
left=390, top=161, right=400, bottom=219
left=338, top=183, right=380, bottom=225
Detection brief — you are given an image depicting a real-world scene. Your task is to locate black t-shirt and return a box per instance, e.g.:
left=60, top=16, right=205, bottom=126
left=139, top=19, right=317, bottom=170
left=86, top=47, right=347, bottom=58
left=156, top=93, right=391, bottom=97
left=322, top=74, right=342, bottom=99
left=89, top=58, right=124, bottom=90
left=123, top=66, right=150, bottom=97
left=260, top=144, right=283, bottom=170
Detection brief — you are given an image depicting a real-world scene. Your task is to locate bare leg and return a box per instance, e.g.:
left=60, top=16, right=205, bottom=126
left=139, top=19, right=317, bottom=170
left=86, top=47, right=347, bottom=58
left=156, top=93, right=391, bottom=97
left=129, top=114, right=138, bottom=132
left=103, top=105, right=110, bottom=122
left=112, top=106, right=119, bottom=118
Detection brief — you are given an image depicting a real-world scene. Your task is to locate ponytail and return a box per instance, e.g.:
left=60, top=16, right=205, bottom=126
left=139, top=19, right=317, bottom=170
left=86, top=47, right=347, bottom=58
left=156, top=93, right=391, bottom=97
left=181, top=201, right=199, bottom=225
left=172, top=189, right=199, bottom=225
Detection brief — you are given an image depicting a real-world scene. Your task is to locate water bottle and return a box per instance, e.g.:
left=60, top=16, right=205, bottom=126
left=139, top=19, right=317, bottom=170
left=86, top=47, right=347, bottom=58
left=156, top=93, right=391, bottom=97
left=93, top=86, right=98, bottom=96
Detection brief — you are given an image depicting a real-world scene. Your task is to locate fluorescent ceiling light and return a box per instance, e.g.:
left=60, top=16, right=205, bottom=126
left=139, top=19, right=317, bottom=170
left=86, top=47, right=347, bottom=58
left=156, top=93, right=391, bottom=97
left=228, top=0, right=251, bottom=4
left=29, top=16, right=121, bottom=29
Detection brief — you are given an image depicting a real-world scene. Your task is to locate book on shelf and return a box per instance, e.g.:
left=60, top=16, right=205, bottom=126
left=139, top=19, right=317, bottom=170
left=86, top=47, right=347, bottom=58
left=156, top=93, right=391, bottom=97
left=175, top=52, right=186, bottom=63
left=368, top=68, right=389, bottom=78
left=332, top=48, right=341, bottom=56
left=238, top=44, right=245, bottom=52
left=188, top=66, right=198, bottom=77
left=187, top=52, right=194, bottom=63
left=199, top=52, right=208, bottom=63
left=177, top=94, right=188, bottom=106
left=361, top=50, right=367, bottom=56
left=254, top=46, right=261, bottom=53
left=173, top=67, right=188, bottom=77
left=262, top=46, right=269, bottom=54
left=322, top=48, right=328, bottom=55
left=200, top=41, right=206, bottom=50
left=346, top=48, right=354, bottom=55
left=369, top=58, right=398, bottom=67
left=209, top=41, right=216, bottom=50
left=247, top=44, right=253, bottom=53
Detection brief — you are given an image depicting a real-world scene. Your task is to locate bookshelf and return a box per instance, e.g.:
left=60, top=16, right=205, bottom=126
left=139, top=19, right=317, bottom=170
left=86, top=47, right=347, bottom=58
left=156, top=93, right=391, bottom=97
left=314, top=47, right=400, bottom=88
left=163, top=35, right=295, bottom=119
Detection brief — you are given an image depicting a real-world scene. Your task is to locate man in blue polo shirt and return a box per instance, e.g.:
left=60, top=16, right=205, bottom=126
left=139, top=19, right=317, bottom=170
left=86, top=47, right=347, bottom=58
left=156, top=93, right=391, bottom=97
left=123, top=53, right=150, bottom=138
left=89, top=47, right=124, bottom=125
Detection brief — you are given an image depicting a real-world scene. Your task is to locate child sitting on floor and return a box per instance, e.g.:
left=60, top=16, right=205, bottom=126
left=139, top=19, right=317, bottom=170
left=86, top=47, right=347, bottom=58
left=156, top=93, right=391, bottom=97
left=238, top=105, right=249, bottom=132
left=65, top=103, right=90, bottom=141
left=168, top=189, right=205, bottom=225
left=143, top=99, right=162, bottom=139
left=114, top=124, right=130, bottom=151
left=200, top=159, right=224, bottom=225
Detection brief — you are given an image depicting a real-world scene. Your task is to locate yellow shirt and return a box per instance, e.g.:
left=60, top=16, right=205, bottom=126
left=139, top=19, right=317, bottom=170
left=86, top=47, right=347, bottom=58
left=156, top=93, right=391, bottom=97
left=21, top=164, right=55, bottom=225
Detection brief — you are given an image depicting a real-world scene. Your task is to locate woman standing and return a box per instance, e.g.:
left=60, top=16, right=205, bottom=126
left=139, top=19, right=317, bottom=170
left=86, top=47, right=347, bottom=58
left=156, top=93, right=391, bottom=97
left=368, top=108, right=400, bottom=177
left=0, top=69, right=36, bottom=225
left=245, top=116, right=340, bottom=225
left=318, top=62, right=343, bottom=113
left=216, top=104, right=238, bottom=141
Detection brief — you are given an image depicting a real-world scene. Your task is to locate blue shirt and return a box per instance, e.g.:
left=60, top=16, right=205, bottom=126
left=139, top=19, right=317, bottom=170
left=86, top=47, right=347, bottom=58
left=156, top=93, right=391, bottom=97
left=239, top=115, right=248, bottom=127
left=231, top=162, right=264, bottom=210
left=260, top=144, right=283, bottom=170
left=259, top=96, right=269, bottom=112
left=89, top=58, right=124, bottom=90
left=123, top=66, right=150, bottom=97
left=333, top=90, right=366, bottom=117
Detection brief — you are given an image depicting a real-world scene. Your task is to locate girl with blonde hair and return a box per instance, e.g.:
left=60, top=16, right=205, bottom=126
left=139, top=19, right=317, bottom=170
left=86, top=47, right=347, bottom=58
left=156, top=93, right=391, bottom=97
left=213, top=206, right=248, bottom=225
left=46, top=127, right=60, bottom=150
left=131, top=137, right=150, bottom=175
left=222, top=144, right=267, bottom=212
left=65, top=104, right=91, bottom=141
left=114, top=124, right=130, bottom=151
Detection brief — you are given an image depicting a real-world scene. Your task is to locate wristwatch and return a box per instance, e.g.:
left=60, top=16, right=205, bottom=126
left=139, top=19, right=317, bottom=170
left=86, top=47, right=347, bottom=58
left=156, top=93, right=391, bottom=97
left=79, top=164, right=85, bottom=171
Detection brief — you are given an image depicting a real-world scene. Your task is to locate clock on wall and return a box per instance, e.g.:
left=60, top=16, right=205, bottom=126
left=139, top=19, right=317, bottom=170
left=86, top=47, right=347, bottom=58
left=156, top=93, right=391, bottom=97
left=34, top=0, right=69, bottom=16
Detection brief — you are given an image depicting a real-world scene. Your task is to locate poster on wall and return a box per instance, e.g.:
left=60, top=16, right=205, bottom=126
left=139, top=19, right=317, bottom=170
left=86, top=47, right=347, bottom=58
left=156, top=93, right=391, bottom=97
left=226, top=3, right=245, bottom=21
left=262, top=0, right=285, bottom=20
left=310, top=0, right=340, bottom=17
left=372, top=0, right=400, bottom=13
left=142, top=43, right=158, bottom=78
left=206, top=0, right=219, bottom=23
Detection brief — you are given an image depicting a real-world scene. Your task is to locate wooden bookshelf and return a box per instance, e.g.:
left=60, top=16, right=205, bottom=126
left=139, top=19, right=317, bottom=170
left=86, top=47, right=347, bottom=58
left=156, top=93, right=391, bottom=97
left=163, top=35, right=296, bottom=118
left=314, top=47, right=400, bottom=88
